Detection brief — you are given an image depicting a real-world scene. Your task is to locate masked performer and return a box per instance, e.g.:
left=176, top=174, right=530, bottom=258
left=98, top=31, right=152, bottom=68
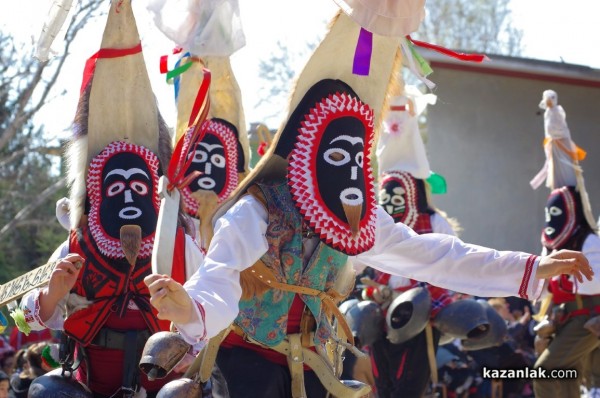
left=148, top=0, right=249, bottom=252
left=17, top=1, right=204, bottom=396
left=145, top=6, right=592, bottom=398
left=175, top=57, right=249, bottom=251
left=531, top=90, right=600, bottom=398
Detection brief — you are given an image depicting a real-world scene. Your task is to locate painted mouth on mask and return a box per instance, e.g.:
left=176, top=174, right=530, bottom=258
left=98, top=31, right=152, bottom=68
left=196, top=177, right=216, bottom=190
left=340, top=187, right=363, bottom=206
left=119, top=206, right=142, bottom=220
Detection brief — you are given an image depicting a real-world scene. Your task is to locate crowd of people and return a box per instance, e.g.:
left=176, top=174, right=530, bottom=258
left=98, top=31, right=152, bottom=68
left=342, top=283, right=598, bottom=398
left=0, top=329, right=59, bottom=398
left=0, top=296, right=592, bottom=397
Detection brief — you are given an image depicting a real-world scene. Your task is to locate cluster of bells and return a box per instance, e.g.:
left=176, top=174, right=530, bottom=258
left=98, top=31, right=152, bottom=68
left=340, top=286, right=507, bottom=350
left=26, top=288, right=507, bottom=397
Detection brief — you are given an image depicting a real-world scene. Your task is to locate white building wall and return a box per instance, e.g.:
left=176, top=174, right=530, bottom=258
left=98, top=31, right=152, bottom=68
left=425, top=55, right=600, bottom=253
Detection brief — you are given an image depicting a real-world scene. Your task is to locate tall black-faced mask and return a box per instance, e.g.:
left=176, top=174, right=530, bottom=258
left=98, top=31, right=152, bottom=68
left=378, top=170, right=430, bottom=228
left=541, top=185, right=582, bottom=250
left=181, top=119, right=241, bottom=217
left=87, top=141, right=160, bottom=259
left=285, top=79, right=377, bottom=255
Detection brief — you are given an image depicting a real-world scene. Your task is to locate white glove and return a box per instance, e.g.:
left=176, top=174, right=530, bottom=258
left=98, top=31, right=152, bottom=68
left=55, top=197, right=71, bottom=231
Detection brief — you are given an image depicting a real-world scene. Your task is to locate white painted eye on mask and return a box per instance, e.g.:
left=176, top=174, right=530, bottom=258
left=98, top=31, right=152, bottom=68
left=211, top=154, right=226, bottom=168
left=355, top=152, right=364, bottom=168
left=192, top=149, right=208, bottom=163
left=130, top=181, right=148, bottom=195
left=324, top=148, right=350, bottom=166
left=549, top=206, right=563, bottom=216
left=545, top=206, right=563, bottom=222
left=379, top=189, right=390, bottom=204
left=107, top=181, right=126, bottom=197
left=390, top=187, right=406, bottom=207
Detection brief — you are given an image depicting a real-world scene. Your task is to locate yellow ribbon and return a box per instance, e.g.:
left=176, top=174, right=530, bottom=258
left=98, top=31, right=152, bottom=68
left=543, top=138, right=586, bottom=161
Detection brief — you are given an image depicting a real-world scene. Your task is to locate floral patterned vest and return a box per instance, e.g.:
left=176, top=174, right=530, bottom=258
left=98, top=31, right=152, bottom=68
left=235, top=180, right=348, bottom=348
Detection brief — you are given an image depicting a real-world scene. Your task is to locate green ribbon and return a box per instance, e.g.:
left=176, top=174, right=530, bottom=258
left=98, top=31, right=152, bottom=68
left=427, top=172, right=447, bottom=194
left=408, top=40, right=434, bottom=77
left=166, top=59, right=194, bottom=84
left=10, top=308, right=31, bottom=336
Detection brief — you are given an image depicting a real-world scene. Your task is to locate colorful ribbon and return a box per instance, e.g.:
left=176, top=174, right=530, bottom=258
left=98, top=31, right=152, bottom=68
left=80, top=43, right=143, bottom=94
left=166, top=67, right=212, bottom=192
left=543, top=137, right=586, bottom=161
left=353, top=28, right=373, bottom=76
left=426, top=172, right=447, bottom=195
left=406, top=36, right=489, bottom=63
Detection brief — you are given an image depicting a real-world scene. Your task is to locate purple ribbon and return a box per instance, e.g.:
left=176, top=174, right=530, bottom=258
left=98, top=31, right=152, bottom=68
left=352, top=28, right=373, bottom=76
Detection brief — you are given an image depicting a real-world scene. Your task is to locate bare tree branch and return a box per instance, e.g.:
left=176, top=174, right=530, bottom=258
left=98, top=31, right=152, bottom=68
left=0, top=0, right=104, bottom=152
left=0, top=1, right=103, bottom=271
left=0, top=178, right=66, bottom=239
left=417, top=0, right=522, bottom=56
left=0, top=146, right=62, bottom=169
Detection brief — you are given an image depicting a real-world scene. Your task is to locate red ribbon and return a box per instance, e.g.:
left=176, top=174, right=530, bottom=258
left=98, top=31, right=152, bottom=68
left=80, top=43, right=143, bottom=94
left=159, top=47, right=185, bottom=75
left=166, top=68, right=212, bottom=191
left=159, top=54, right=169, bottom=74
left=406, top=35, right=489, bottom=63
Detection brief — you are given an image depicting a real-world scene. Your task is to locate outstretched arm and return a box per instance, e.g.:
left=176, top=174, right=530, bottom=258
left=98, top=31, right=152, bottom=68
left=354, top=207, right=592, bottom=299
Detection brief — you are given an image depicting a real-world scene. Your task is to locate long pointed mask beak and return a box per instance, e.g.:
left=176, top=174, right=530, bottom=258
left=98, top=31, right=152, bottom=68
left=341, top=187, right=364, bottom=238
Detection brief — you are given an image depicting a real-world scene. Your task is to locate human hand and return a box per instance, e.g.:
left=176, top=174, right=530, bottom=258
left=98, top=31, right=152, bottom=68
left=39, top=254, right=83, bottom=322
left=145, top=274, right=194, bottom=324
left=45, top=254, right=84, bottom=302
left=536, top=250, right=593, bottom=283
